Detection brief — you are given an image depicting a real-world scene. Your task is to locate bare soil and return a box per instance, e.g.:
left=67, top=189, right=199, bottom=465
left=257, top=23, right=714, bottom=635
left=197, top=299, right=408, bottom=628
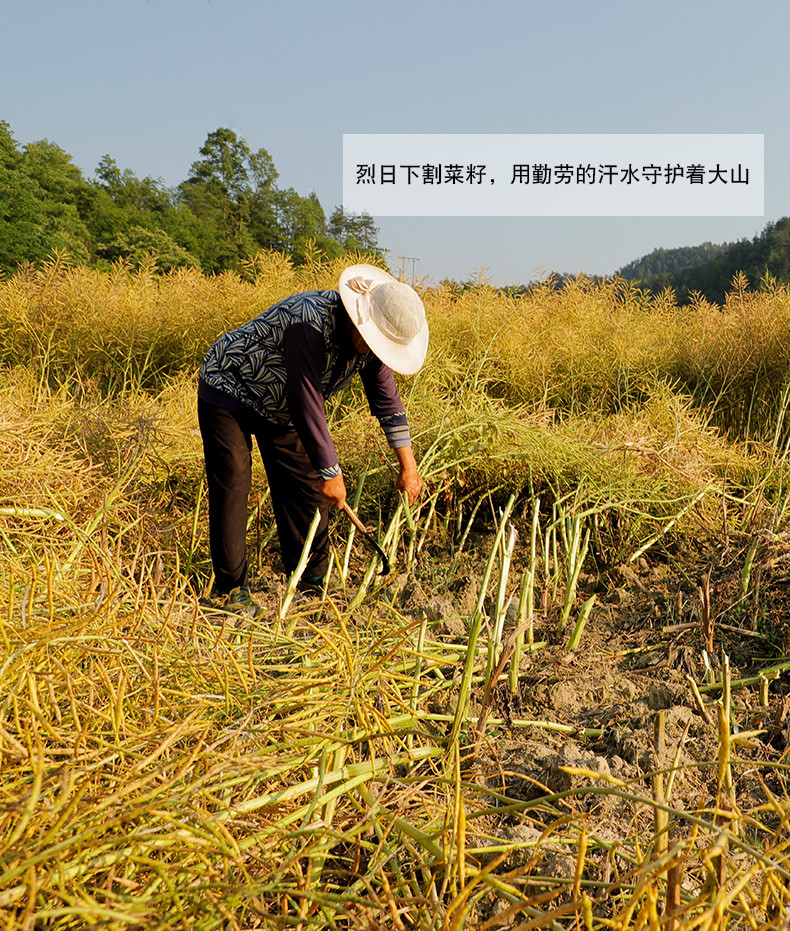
left=397, top=525, right=790, bottom=866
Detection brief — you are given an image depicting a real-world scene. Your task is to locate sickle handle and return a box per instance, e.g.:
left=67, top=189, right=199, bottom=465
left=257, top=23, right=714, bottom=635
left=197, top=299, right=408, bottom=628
left=341, top=503, right=391, bottom=575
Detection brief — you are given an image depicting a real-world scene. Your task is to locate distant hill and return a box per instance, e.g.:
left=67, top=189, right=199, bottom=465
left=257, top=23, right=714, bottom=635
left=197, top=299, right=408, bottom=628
left=616, top=218, right=790, bottom=303
left=618, top=242, right=729, bottom=281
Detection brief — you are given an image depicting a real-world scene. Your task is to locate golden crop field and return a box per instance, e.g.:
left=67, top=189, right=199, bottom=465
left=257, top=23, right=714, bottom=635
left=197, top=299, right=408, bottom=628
left=2, top=251, right=790, bottom=929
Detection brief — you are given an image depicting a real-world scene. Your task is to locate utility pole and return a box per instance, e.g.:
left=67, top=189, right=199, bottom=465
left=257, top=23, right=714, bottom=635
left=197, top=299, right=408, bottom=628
left=395, top=255, right=420, bottom=283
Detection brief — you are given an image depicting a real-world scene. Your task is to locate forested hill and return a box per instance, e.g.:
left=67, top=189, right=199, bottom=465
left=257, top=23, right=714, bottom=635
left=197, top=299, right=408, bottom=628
left=616, top=218, right=790, bottom=303
left=0, top=122, right=379, bottom=274
left=617, top=242, right=729, bottom=281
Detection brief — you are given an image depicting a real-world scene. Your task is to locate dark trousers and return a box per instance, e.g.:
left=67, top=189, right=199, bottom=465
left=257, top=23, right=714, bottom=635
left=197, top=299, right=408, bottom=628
left=197, top=398, right=329, bottom=593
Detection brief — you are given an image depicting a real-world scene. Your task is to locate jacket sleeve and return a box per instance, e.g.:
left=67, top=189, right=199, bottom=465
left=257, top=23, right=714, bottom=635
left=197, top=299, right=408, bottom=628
left=283, top=323, right=342, bottom=479
left=359, top=357, right=412, bottom=449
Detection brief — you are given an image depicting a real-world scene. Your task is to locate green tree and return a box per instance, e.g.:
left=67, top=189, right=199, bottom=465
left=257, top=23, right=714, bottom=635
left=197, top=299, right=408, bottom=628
left=273, top=189, right=327, bottom=260
left=87, top=155, right=201, bottom=269
left=0, top=124, right=91, bottom=268
left=179, top=128, right=274, bottom=270
left=765, top=218, right=790, bottom=282
left=22, top=139, right=91, bottom=263
left=178, top=128, right=381, bottom=270
left=0, top=122, right=46, bottom=267
left=327, top=207, right=380, bottom=253
left=246, top=147, right=280, bottom=251
left=95, top=225, right=199, bottom=270
left=95, top=155, right=171, bottom=215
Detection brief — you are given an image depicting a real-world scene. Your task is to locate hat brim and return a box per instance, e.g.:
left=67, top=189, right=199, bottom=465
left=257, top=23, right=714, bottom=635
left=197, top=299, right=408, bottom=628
left=338, top=264, right=429, bottom=376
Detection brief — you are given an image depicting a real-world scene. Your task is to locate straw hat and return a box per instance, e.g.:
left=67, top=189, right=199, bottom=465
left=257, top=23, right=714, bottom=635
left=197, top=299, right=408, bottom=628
left=338, top=264, right=429, bottom=375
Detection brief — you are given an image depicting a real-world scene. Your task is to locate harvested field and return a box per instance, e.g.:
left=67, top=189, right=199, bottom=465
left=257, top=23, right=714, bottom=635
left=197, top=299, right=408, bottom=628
left=2, top=256, right=790, bottom=928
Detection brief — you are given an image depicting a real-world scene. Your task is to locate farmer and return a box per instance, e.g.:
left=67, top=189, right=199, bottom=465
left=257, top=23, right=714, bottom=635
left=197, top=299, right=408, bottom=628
left=197, top=264, right=429, bottom=615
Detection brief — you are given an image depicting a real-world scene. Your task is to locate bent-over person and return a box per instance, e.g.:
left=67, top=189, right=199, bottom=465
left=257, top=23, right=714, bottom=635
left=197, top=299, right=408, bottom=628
left=197, top=264, right=429, bottom=615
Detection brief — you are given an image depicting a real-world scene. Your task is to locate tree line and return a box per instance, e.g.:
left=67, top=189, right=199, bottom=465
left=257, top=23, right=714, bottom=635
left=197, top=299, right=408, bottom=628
left=616, top=218, right=790, bottom=303
left=617, top=241, right=728, bottom=282
left=498, top=219, right=790, bottom=303
left=0, top=122, right=380, bottom=274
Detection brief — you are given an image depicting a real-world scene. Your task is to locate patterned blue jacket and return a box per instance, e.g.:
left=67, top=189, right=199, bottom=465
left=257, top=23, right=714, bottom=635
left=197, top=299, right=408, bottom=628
left=199, top=290, right=410, bottom=479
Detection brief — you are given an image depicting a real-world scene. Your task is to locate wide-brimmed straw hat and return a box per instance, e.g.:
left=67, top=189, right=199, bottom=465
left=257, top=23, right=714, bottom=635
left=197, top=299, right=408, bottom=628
left=338, top=264, right=429, bottom=375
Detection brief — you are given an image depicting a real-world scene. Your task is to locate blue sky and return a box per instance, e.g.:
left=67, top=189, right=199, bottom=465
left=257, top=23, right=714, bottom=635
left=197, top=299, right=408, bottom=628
left=3, top=0, right=785, bottom=284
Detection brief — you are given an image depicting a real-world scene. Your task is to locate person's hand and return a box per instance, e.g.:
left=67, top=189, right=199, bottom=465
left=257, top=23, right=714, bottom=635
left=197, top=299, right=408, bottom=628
left=396, top=468, right=422, bottom=505
left=394, top=446, right=422, bottom=506
left=320, top=474, right=347, bottom=509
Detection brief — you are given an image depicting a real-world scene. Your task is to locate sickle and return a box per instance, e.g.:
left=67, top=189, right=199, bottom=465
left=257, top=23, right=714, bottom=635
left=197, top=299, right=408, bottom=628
left=341, top=502, right=391, bottom=575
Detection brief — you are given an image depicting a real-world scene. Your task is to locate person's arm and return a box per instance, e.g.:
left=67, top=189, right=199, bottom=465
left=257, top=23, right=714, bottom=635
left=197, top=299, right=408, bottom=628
left=360, top=358, right=423, bottom=505
left=283, top=323, right=347, bottom=508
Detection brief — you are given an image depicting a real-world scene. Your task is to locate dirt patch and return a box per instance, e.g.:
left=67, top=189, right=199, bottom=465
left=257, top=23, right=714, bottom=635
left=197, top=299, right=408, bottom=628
left=391, top=527, right=790, bottom=866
